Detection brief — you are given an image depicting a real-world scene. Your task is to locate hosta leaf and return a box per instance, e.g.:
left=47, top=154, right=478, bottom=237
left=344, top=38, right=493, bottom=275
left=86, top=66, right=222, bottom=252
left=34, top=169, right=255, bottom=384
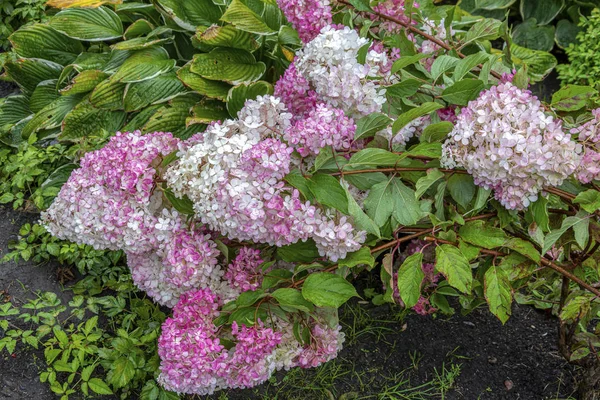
left=102, top=50, right=131, bottom=73
left=220, top=0, right=276, bottom=35
left=60, top=98, right=126, bottom=140
left=46, top=0, right=122, bottom=8
left=510, top=44, right=557, bottom=83
left=123, top=19, right=154, bottom=40
left=60, top=70, right=110, bottom=95
left=0, top=96, right=32, bottom=130
left=124, top=72, right=187, bottom=112
left=520, top=0, right=564, bottom=25
left=512, top=19, right=555, bottom=52
left=9, top=24, right=84, bottom=65
left=155, top=0, right=222, bottom=31
left=21, top=94, right=86, bottom=139
left=188, top=99, right=230, bottom=125
left=49, top=7, right=123, bottom=41
left=484, top=266, right=512, bottom=324
left=90, top=78, right=127, bottom=110
left=142, top=94, right=200, bottom=136
left=30, top=80, right=60, bottom=113
left=555, top=19, right=580, bottom=49
left=226, top=81, right=273, bottom=118
left=191, top=48, right=266, bottom=85
left=4, top=58, right=63, bottom=94
left=435, top=244, right=472, bottom=294
left=122, top=104, right=162, bottom=132
left=111, top=47, right=176, bottom=83
left=177, top=63, right=231, bottom=100
left=111, top=36, right=171, bottom=51
left=196, top=24, right=259, bottom=51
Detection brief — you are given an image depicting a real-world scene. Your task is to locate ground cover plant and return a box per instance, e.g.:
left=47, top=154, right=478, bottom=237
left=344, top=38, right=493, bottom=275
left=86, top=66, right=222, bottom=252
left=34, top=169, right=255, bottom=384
left=2, top=0, right=600, bottom=399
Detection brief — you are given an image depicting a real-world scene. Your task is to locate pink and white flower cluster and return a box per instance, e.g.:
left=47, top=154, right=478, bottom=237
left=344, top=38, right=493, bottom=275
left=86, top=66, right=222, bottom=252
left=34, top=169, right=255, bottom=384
left=572, top=108, right=600, bottom=183
left=441, top=81, right=581, bottom=209
left=276, top=0, right=332, bottom=43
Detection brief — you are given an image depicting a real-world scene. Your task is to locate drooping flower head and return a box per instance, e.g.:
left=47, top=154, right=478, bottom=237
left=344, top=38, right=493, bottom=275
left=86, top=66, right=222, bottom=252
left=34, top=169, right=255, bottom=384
left=572, top=108, right=600, bottom=183
left=276, top=0, right=332, bottom=42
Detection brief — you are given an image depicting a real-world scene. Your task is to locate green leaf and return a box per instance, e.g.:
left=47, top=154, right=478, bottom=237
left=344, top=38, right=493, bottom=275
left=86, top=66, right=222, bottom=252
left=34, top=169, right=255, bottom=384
left=302, top=273, right=358, bottom=308
left=503, top=238, right=541, bottom=263
left=90, top=79, right=127, bottom=110
left=555, top=19, right=580, bottom=49
left=520, top=0, right=564, bottom=25
left=435, top=244, right=473, bottom=294
left=191, top=48, right=266, bottom=85
left=196, top=24, right=259, bottom=51
left=386, top=79, right=423, bottom=99
left=111, top=36, right=171, bottom=51
left=415, top=168, right=444, bottom=198
left=177, top=63, right=231, bottom=100
left=365, top=177, right=421, bottom=227
left=220, top=0, right=276, bottom=35
left=462, top=18, right=502, bottom=47
left=447, top=174, right=476, bottom=208
left=226, top=81, right=273, bottom=118
left=60, top=70, right=110, bottom=96
left=155, top=0, right=222, bottom=30
left=573, top=211, right=590, bottom=249
left=574, top=190, right=600, bottom=213
left=338, top=247, right=375, bottom=268
left=559, top=294, right=593, bottom=322
left=49, top=7, right=123, bottom=41
left=476, top=0, right=516, bottom=9
left=431, top=55, right=459, bottom=81
left=453, top=53, right=489, bottom=81
left=354, top=113, right=392, bottom=141
left=510, top=44, right=557, bottom=83
left=345, top=0, right=372, bottom=12
left=189, top=99, right=230, bottom=125
left=484, top=266, right=512, bottom=324
left=551, top=85, right=597, bottom=112
left=0, top=95, right=32, bottom=128
left=271, top=288, right=314, bottom=313
left=278, top=240, right=320, bottom=263
left=124, top=72, right=187, bottom=112
left=9, top=24, right=84, bottom=65
left=112, top=47, right=176, bottom=83
left=123, top=19, right=154, bottom=40
left=529, top=196, right=550, bottom=232
left=108, top=357, right=135, bottom=388
left=4, top=58, right=63, bottom=95
left=60, top=99, right=127, bottom=140
left=420, top=121, right=454, bottom=143
left=88, top=378, right=113, bottom=395
left=142, top=95, right=199, bottom=136
left=344, top=148, right=405, bottom=170
left=390, top=53, right=429, bottom=74
left=307, top=174, right=348, bottom=214
left=30, top=80, right=60, bottom=113
left=512, top=19, right=555, bottom=52
left=397, top=253, right=424, bottom=308
left=22, top=94, right=86, bottom=139
left=542, top=214, right=590, bottom=254
left=459, top=220, right=507, bottom=249
left=442, top=79, right=485, bottom=105
left=392, top=102, right=443, bottom=134
left=342, top=180, right=381, bottom=237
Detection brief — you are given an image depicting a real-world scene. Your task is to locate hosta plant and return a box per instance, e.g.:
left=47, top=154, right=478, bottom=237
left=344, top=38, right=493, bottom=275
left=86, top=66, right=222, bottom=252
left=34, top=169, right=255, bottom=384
left=7, top=0, right=600, bottom=398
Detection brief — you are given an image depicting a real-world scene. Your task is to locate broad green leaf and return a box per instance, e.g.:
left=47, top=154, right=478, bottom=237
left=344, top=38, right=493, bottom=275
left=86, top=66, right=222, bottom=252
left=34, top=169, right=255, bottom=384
left=277, top=240, right=320, bottom=263
left=60, top=98, right=127, bottom=140
left=123, top=19, right=154, bottom=39
left=47, top=0, right=122, bottom=7
left=573, top=211, right=590, bottom=249
left=512, top=19, right=555, bottom=52
left=188, top=99, right=230, bottom=125
left=354, top=113, right=392, bottom=141
left=90, top=79, right=127, bottom=110
left=344, top=172, right=387, bottom=191
left=342, top=180, right=381, bottom=237
left=431, top=55, right=459, bottom=81
left=88, top=378, right=113, bottom=395
left=551, top=85, right=597, bottom=112
left=390, top=53, right=429, bottom=74
left=155, top=0, right=222, bottom=30
left=307, top=174, right=349, bottom=214
left=447, top=174, right=476, bottom=208
left=420, top=121, right=453, bottom=143
left=112, top=47, right=176, bottom=83
left=529, top=196, right=550, bottom=232
left=403, top=142, right=442, bottom=159
left=191, top=48, right=266, bottom=85
left=49, top=7, right=123, bottom=41
left=559, top=294, right=594, bottom=322
left=226, top=81, right=273, bottom=118
left=476, top=0, right=516, bottom=9
left=510, top=44, right=557, bottom=83
left=60, top=70, right=110, bottom=95
left=453, top=53, right=489, bottom=81
left=365, top=177, right=422, bottom=227
left=4, top=58, right=63, bottom=94
left=108, top=357, right=135, bottom=388
left=163, top=188, right=194, bottom=215
left=21, top=94, right=85, bottom=139
left=442, top=79, right=485, bottom=105
left=177, top=63, right=231, bottom=100
left=284, top=169, right=314, bottom=201
left=415, top=168, right=444, bottom=198
left=302, top=273, right=358, bottom=308
left=574, top=190, right=600, bottom=213
left=386, top=79, right=423, bottom=98
left=220, top=0, right=276, bottom=35
left=124, top=72, right=187, bottom=112
left=0, top=96, right=32, bottom=129
left=9, top=24, right=84, bottom=65
left=142, top=94, right=199, bottom=136
left=196, top=24, right=259, bottom=51
left=435, top=244, right=473, bottom=294
left=392, top=102, right=443, bottom=133
left=397, top=253, right=424, bottom=308
left=29, top=80, right=60, bottom=113
left=459, top=220, right=507, bottom=249
left=484, top=266, right=512, bottom=324
left=338, top=247, right=375, bottom=268
left=555, top=19, right=580, bottom=49
left=111, top=36, right=171, bottom=51
left=344, top=148, right=405, bottom=170
left=462, top=18, right=502, bottom=47
left=503, top=238, right=541, bottom=263
left=520, top=0, right=564, bottom=25
left=542, top=214, right=590, bottom=254
left=271, top=288, right=314, bottom=313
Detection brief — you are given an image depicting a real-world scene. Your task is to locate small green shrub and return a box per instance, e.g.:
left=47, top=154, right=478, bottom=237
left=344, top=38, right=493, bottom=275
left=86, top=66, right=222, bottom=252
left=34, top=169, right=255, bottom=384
left=557, top=8, right=600, bottom=87
left=0, top=0, right=47, bottom=49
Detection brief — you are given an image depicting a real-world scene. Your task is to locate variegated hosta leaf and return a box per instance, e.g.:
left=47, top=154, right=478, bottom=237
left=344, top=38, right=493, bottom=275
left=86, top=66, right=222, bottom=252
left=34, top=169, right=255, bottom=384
left=46, top=0, right=122, bottom=9
left=60, top=98, right=127, bottom=140
left=154, top=0, right=223, bottom=31
left=4, top=58, right=63, bottom=94
left=21, top=94, right=86, bottom=139
left=9, top=24, right=84, bottom=66
left=49, top=7, right=124, bottom=41
left=111, top=47, right=176, bottom=83
left=60, top=70, right=110, bottom=96
left=195, top=24, right=259, bottom=51
left=190, top=48, right=266, bottom=85
left=177, top=63, right=231, bottom=100
left=124, top=72, right=188, bottom=112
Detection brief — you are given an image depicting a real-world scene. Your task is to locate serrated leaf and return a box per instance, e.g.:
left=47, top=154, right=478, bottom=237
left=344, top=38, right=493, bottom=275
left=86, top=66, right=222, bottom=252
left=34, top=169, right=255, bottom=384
left=391, top=53, right=429, bottom=74
left=191, top=48, right=266, bottom=85
left=307, top=174, right=349, bottom=214
left=344, top=148, right=405, bottom=170
left=415, top=168, right=444, bottom=198
left=386, top=79, right=423, bottom=98
left=420, top=121, right=454, bottom=143
left=574, top=190, right=600, bottom=213
left=560, top=294, right=593, bottom=322
left=431, top=55, right=459, bottom=81
left=447, top=174, right=476, bottom=208
left=354, top=113, right=391, bottom=141
left=397, top=253, right=424, bottom=308
left=392, top=102, right=443, bottom=133
left=453, top=53, right=489, bottom=81
left=442, top=79, right=485, bottom=105
left=49, top=7, right=123, bottom=41
left=435, top=244, right=472, bottom=294
left=302, top=273, right=358, bottom=308
left=542, top=214, right=590, bottom=254
left=459, top=220, right=507, bottom=249
left=484, top=266, right=512, bottom=324
left=9, top=24, right=84, bottom=65
left=463, top=18, right=501, bottom=47
left=271, top=288, right=314, bottom=313
left=220, top=0, right=276, bottom=35
left=365, top=177, right=422, bottom=227
left=124, top=72, right=187, bottom=112
left=277, top=240, right=320, bottom=263
left=342, top=180, right=381, bottom=237
left=177, top=63, right=231, bottom=100
left=338, top=247, right=375, bottom=268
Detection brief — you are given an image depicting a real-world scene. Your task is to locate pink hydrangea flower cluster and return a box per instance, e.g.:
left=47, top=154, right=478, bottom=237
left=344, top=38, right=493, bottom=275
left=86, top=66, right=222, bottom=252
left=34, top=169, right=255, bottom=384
left=224, top=247, right=265, bottom=292
left=372, top=0, right=418, bottom=33
left=572, top=108, right=600, bottom=183
left=441, top=81, right=581, bottom=210
left=276, top=0, right=332, bottom=42
left=158, top=288, right=345, bottom=395
left=165, top=95, right=365, bottom=261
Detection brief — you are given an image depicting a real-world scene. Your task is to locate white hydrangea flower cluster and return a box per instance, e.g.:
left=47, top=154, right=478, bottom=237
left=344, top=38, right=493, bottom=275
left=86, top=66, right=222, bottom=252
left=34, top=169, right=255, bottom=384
left=294, top=26, right=388, bottom=118
left=441, top=81, right=581, bottom=209
left=165, top=95, right=366, bottom=261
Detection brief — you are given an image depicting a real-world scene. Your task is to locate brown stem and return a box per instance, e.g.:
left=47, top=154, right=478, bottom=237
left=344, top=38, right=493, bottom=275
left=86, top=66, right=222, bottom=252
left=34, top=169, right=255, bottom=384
left=332, top=167, right=468, bottom=176
left=336, top=0, right=503, bottom=80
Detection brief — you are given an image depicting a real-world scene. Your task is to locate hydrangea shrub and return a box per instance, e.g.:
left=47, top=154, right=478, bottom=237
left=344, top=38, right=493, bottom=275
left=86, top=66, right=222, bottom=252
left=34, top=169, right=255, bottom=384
left=39, top=0, right=600, bottom=396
